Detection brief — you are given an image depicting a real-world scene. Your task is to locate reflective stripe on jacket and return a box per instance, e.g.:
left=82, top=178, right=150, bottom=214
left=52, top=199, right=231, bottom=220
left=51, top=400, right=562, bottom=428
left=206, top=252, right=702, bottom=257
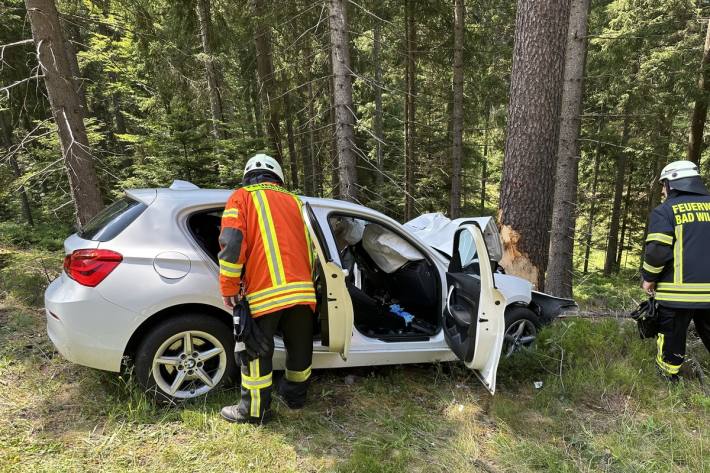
left=218, top=183, right=315, bottom=317
left=641, top=191, right=710, bottom=308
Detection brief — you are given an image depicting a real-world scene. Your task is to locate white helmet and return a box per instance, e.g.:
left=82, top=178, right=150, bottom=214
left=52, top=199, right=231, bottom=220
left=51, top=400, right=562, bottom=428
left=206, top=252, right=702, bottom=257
left=243, top=153, right=284, bottom=183
left=659, top=160, right=699, bottom=182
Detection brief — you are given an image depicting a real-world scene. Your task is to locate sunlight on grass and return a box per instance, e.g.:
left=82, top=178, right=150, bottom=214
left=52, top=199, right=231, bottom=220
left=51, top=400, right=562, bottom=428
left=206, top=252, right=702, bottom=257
left=0, top=244, right=708, bottom=472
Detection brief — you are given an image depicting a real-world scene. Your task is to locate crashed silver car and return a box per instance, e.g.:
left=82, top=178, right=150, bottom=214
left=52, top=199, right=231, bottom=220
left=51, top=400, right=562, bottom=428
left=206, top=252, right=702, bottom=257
left=45, top=181, right=575, bottom=401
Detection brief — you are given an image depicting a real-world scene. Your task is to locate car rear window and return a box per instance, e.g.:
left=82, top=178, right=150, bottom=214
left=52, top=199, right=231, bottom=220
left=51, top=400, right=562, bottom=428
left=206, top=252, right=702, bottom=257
left=78, top=197, right=147, bottom=241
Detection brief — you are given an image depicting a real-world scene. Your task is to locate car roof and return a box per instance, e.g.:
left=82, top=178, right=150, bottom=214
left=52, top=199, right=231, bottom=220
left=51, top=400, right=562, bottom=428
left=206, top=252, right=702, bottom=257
left=125, top=183, right=376, bottom=215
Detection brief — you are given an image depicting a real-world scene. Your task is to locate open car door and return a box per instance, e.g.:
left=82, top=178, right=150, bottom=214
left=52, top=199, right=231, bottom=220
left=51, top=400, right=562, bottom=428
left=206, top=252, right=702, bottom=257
left=443, top=224, right=506, bottom=394
left=302, top=202, right=354, bottom=360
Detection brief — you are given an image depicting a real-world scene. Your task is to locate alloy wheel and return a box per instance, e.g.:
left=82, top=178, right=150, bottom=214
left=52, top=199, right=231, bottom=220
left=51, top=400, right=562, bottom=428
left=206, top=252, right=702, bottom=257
left=151, top=330, right=227, bottom=399
left=503, top=319, right=537, bottom=358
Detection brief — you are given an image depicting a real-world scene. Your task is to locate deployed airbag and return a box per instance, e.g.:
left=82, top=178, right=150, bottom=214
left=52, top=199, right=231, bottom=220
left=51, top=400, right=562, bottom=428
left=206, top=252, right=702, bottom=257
left=362, top=223, right=423, bottom=273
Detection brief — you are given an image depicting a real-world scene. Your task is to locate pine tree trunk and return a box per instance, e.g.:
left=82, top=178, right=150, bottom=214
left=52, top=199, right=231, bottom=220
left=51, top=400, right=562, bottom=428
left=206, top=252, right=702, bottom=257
left=603, top=114, right=630, bottom=276
left=449, top=0, right=465, bottom=219
left=253, top=0, right=283, bottom=162
left=546, top=0, right=590, bottom=298
left=284, top=88, right=300, bottom=189
left=499, top=0, right=571, bottom=290
left=297, top=113, right=313, bottom=195
left=373, top=19, right=384, bottom=188
left=328, top=0, right=357, bottom=202
left=196, top=0, right=225, bottom=140
left=26, top=0, right=104, bottom=226
left=582, top=126, right=602, bottom=274
left=687, top=19, right=710, bottom=165
left=404, top=0, right=417, bottom=220
left=0, top=112, right=34, bottom=226
left=250, top=77, right=264, bottom=138
left=480, top=107, right=489, bottom=213
left=616, top=161, right=633, bottom=268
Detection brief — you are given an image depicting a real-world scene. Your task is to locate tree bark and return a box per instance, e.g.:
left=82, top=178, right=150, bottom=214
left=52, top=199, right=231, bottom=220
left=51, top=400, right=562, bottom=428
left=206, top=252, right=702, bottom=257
left=373, top=18, right=384, bottom=188
left=253, top=0, right=283, bottom=162
left=328, top=0, right=357, bottom=202
left=449, top=0, right=465, bottom=219
left=404, top=0, right=417, bottom=220
left=283, top=88, right=300, bottom=189
left=26, top=0, right=104, bottom=226
left=480, top=107, right=490, bottom=213
left=250, top=76, right=265, bottom=138
left=546, top=0, right=590, bottom=297
left=603, top=114, right=631, bottom=276
left=582, top=124, right=602, bottom=274
left=498, top=0, right=571, bottom=290
left=616, top=161, right=633, bottom=268
left=196, top=0, right=225, bottom=140
left=0, top=112, right=34, bottom=226
left=687, top=19, right=710, bottom=165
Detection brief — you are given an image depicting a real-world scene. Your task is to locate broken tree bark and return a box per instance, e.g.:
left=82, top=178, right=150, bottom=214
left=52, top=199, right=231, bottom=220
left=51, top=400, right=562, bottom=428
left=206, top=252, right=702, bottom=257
left=26, top=0, right=104, bottom=226
left=499, top=0, right=571, bottom=290
left=546, top=0, right=590, bottom=298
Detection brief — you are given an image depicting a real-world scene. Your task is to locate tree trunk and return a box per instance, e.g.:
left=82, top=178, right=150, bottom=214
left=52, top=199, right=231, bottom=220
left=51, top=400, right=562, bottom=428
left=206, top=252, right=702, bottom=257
left=616, top=161, right=634, bottom=268
left=250, top=77, right=264, bottom=138
left=328, top=0, right=357, bottom=202
left=498, top=0, right=571, bottom=290
left=284, top=88, right=300, bottom=189
left=297, top=113, right=313, bottom=195
left=26, top=0, right=104, bottom=226
left=449, top=0, right=465, bottom=219
left=404, top=0, right=417, bottom=220
left=0, top=112, right=34, bottom=226
left=480, top=107, right=489, bottom=213
left=687, top=19, right=710, bottom=165
left=253, top=0, right=283, bottom=162
left=196, top=0, right=225, bottom=140
left=603, top=114, right=631, bottom=276
left=373, top=18, right=384, bottom=188
left=545, top=0, right=590, bottom=298
left=582, top=125, right=602, bottom=274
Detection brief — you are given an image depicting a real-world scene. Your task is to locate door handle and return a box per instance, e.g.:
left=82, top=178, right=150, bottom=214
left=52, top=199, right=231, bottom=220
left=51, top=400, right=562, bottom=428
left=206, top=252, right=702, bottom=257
left=446, top=286, right=455, bottom=316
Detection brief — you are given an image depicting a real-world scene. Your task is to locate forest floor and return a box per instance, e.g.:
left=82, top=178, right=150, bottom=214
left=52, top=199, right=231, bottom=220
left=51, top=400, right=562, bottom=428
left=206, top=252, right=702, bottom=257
left=0, top=242, right=708, bottom=472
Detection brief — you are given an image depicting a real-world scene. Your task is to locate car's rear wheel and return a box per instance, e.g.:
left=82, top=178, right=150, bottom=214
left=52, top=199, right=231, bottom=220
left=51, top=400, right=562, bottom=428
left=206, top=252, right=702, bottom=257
left=134, top=314, right=237, bottom=403
left=502, top=306, right=540, bottom=358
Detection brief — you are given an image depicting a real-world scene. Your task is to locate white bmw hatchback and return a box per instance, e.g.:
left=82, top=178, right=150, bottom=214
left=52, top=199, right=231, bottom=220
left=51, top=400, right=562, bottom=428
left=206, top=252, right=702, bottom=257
left=45, top=181, right=574, bottom=402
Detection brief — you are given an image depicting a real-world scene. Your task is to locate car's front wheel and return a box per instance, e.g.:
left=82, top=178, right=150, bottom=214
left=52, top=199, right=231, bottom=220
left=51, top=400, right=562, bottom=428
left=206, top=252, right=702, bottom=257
left=502, top=306, right=540, bottom=358
left=134, top=313, right=237, bottom=403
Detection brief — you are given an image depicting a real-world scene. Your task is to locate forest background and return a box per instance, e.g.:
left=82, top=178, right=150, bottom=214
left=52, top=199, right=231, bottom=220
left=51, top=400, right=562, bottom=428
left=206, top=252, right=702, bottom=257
left=2, top=0, right=710, bottom=299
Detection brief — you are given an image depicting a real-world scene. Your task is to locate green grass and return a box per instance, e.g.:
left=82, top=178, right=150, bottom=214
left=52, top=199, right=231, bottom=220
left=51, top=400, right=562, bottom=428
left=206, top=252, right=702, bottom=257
left=0, top=245, right=708, bottom=472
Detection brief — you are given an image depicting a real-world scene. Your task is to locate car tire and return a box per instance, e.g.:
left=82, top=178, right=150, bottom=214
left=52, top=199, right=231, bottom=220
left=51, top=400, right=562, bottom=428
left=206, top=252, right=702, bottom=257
left=502, top=306, right=540, bottom=358
left=134, top=313, right=238, bottom=403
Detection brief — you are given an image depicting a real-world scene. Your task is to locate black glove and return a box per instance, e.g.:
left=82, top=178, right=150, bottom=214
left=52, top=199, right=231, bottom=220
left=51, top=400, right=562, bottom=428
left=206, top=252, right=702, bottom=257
left=233, top=300, right=273, bottom=361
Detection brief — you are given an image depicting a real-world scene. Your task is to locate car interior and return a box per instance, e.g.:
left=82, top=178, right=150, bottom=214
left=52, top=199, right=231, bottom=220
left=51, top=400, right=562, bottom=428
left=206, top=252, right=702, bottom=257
left=187, top=210, right=442, bottom=343
left=328, top=215, right=441, bottom=341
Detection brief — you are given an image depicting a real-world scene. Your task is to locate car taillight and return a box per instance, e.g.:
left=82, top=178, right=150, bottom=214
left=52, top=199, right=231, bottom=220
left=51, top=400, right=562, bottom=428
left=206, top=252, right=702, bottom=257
left=63, top=249, right=123, bottom=287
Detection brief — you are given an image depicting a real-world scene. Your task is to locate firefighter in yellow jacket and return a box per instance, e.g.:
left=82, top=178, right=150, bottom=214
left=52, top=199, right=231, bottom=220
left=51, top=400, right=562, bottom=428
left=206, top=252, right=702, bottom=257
left=641, top=160, right=710, bottom=382
left=219, top=154, right=316, bottom=424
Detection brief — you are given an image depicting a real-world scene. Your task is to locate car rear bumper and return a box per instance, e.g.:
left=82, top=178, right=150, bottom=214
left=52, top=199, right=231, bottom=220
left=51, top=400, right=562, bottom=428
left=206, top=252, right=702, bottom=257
left=45, top=274, right=138, bottom=372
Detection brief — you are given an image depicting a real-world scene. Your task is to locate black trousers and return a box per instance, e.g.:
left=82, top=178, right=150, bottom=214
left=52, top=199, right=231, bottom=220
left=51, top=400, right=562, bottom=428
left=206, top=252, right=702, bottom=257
left=237, top=304, right=313, bottom=420
left=656, top=306, right=710, bottom=375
